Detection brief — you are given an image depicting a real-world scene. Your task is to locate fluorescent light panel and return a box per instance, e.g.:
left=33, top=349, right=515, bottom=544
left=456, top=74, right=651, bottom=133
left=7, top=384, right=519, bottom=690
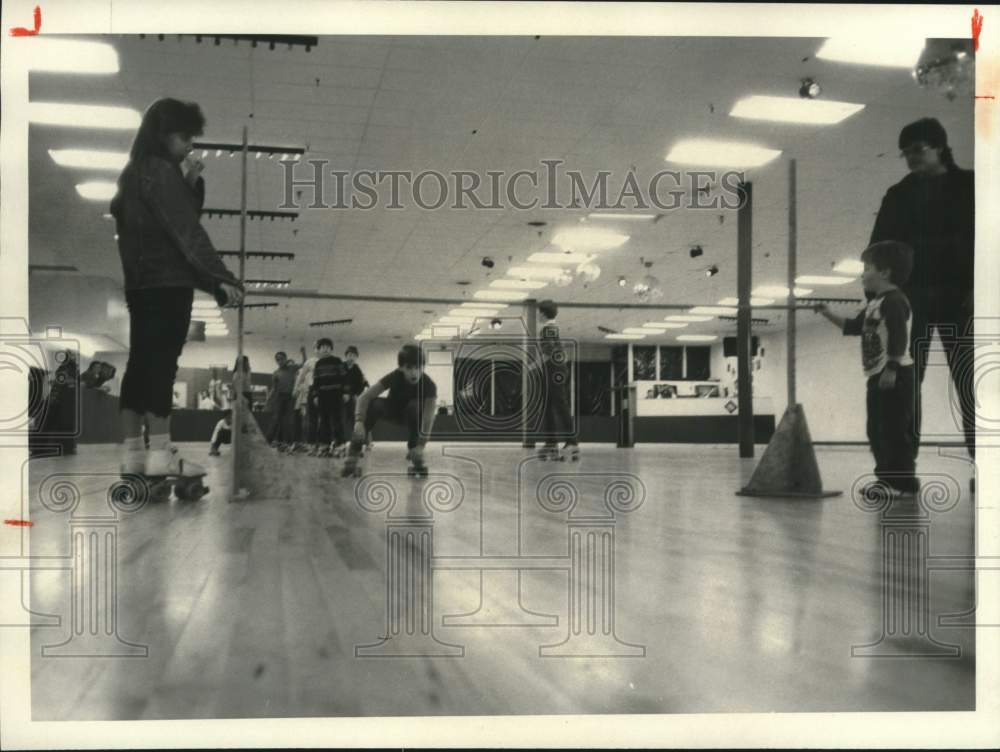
left=586, top=213, right=656, bottom=221
left=29, top=102, right=141, bottom=130
left=474, top=290, right=529, bottom=302
left=528, top=252, right=594, bottom=265
left=665, top=139, right=781, bottom=168
left=48, top=149, right=128, bottom=170
left=552, top=228, right=629, bottom=251
left=677, top=335, right=718, bottom=342
left=643, top=322, right=688, bottom=330
left=754, top=285, right=814, bottom=298
left=460, top=302, right=510, bottom=310
left=507, top=266, right=566, bottom=280
left=75, top=181, right=117, bottom=201
left=666, top=315, right=714, bottom=323
left=730, top=96, right=865, bottom=125
left=489, top=279, right=548, bottom=290
left=606, top=334, right=645, bottom=340
left=833, top=259, right=865, bottom=275
left=796, top=275, right=856, bottom=286
left=816, top=36, right=925, bottom=68
left=689, top=306, right=738, bottom=316
left=26, top=39, right=120, bottom=73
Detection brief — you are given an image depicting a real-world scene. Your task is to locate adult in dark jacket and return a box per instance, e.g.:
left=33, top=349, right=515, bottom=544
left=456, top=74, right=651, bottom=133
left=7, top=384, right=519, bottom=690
left=870, top=118, right=975, bottom=463
left=110, top=98, right=244, bottom=479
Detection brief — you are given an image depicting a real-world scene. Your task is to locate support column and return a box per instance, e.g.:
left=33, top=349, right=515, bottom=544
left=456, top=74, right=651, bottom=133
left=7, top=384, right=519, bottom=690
left=737, top=181, right=755, bottom=458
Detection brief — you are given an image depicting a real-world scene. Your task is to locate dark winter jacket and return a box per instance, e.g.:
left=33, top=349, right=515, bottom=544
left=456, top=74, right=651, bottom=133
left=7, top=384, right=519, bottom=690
left=110, top=156, right=240, bottom=302
left=870, top=166, right=974, bottom=303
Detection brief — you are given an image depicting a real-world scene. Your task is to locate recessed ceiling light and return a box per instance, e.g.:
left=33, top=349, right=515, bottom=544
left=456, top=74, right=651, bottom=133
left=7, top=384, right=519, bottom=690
left=816, top=36, right=925, bottom=68
left=75, top=181, right=118, bottom=201
left=730, top=96, right=865, bottom=125
left=605, top=333, right=646, bottom=340
left=48, top=149, right=129, bottom=170
left=552, top=228, right=630, bottom=251
left=677, top=334, right=718, bottom=342
left=665, top=139, right=782, bottom=168
left=474, top=290, right=530, bottom=302
left=25, top=39, right=120, bottom=73
left=490, top=279, right=548, bottom=290
left=796, top=275, right=856, bottom=286
left=527, top=252, right=594, bottom=265
left=753, top=285, right=814, bottom=298
left=29, top=102, right=142, bottom=130
left=689, top=306, right=738, bottom=316
left=507, top=266, right=566, bottom=280
left=832, top=259, right=865, bottom=275
left=586, top=213, right=656, bottom=221
left=666, top=315, right=714, bottom=323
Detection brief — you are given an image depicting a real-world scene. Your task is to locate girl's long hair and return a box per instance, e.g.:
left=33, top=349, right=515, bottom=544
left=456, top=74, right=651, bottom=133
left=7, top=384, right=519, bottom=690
left=110, top=98, right=205, bottom=219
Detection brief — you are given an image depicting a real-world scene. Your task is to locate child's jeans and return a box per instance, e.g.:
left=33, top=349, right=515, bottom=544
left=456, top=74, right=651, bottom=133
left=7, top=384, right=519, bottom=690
left=349, top=398, right=421, bottom=453
left=866, top=366, right=918, bottom=493
left=316, top=390, right=346, bottom=445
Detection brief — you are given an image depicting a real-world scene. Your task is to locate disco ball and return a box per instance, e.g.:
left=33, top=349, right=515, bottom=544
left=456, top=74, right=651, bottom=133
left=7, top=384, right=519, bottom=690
left=912, top=39, right=975, bottom=102
left=554, top=269, right=574, bottom=287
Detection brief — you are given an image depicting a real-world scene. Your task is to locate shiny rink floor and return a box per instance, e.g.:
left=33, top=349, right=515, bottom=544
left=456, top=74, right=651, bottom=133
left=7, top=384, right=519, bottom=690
left=25, top=442, right=976, bottom=719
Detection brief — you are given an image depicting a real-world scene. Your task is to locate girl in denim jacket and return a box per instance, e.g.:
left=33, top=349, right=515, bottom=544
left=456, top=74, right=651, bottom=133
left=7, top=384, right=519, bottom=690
left=110, top=98, right=243, bottom=481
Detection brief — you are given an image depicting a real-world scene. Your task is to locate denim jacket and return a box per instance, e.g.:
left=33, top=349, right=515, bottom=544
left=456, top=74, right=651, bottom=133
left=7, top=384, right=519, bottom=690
left=111, top=156, right=241, bottom=302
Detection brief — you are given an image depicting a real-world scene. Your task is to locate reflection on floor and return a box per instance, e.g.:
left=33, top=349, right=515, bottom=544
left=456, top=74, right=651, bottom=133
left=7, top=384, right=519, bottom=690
left=23, top=442, right=976, bottom=719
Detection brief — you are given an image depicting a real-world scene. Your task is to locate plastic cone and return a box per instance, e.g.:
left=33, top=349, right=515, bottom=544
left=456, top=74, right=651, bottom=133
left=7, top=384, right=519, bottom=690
left=231, top=398, right=292, bottom=501
left=737, top=404, right=841, bottom=498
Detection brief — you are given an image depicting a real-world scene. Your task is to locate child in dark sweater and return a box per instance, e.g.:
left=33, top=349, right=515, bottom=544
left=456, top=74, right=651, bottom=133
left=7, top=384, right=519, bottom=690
left=817, top=240, right=918, bottom=496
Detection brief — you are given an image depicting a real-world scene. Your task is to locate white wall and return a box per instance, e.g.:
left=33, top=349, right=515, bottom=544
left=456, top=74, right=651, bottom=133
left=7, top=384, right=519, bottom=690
left=748, top=319, right=958, bottom=442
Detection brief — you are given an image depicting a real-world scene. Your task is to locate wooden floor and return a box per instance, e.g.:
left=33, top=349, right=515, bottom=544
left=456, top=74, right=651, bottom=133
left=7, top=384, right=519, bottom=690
left=25, top=441, right=977, bottom=719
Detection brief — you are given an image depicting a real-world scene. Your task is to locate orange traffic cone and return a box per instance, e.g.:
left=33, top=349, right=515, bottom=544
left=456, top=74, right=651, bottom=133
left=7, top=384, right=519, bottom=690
left=737, top=404, right=841, bottom=498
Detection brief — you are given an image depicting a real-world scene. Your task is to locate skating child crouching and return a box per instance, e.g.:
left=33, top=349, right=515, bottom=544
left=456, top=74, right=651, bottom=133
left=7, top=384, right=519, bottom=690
left=816, top=240, right=919, bottom=497
left=342, top=345, right=438, bottom=477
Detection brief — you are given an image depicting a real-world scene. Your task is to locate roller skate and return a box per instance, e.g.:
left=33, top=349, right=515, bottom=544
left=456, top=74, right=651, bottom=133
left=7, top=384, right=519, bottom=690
left=538, top=443, right=563, bottom=461
left=332, top=442, right=349, bottom=459
left=115, top=446, right=209, bottom=503
left=340, top=447, right=364, bottom=478
left=406, top=446, right=429, bottom=479
left=565, top=443, right=580, bottom=462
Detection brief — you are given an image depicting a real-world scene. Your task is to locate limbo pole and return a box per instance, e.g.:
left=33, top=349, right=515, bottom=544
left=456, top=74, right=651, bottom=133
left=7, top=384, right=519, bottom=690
left=232, top=125, right=249, bottom=500
left=521, top=298, right=537, bottom=449
left=737, top=181, right=755, bottom=459
left=787, top=159, right=797, bottom=410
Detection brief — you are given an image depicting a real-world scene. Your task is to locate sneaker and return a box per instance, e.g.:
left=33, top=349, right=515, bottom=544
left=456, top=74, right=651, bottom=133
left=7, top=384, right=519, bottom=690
left=208, top=448, right=221, bottom=457
left=146, top=447, right=205, bottom=478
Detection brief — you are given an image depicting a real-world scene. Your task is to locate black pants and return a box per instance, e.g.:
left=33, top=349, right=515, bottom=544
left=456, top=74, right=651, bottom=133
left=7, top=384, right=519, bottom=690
left=316, top=391, right=346, bottom=445
left=349, top=398, right=420, bottom=452
left=266, top=392, right=295, bottom=443
left=866, top=367, right=918, bottom=493
left=909, top=292, right=975, bottom=459
left=211, top=428, right=231, bottom=451
left=120, top=287, right=193, bottom=418
left=541, top=377, right=577, bottom=447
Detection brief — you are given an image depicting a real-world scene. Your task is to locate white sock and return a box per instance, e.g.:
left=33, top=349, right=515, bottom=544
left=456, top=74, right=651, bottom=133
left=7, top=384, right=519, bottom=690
left=148, top=433, right=170, bottom=452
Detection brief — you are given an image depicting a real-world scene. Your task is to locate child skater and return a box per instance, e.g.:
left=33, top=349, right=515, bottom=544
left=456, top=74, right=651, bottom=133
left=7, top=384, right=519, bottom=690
left=536, top=300, right=579, bottom=461
left=311, top=338, right=348, bottom=457
left=208, top=409, right=232, bottom=456
left=815, top=240, right=919, bottom=497
left=342, top=344, right=438, bottom=477
left=110, top=98, right=243, bottom=483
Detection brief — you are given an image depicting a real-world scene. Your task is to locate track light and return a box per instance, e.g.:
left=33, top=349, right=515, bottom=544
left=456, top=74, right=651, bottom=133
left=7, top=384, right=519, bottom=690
left=481, top=256, right=495, bottom=269
left=706, top=265, right=719, bottom=277
left=618, top=276, right=628, bottom=287
left=799, top=78, right=821, bottom=99
left=490, top=318, right=502, bottom=330
left=689, top=245, right=703, bottom=259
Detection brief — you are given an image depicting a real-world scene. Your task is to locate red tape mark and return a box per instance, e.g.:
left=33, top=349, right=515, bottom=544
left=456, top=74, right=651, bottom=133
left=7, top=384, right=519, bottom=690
left=4, top=519, right=33, bottom=527
left=976, top=95, right=996, bottom=100
left=9, top=5, right=41, bottom=36
left=972, top=8, right=984, bottom=52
